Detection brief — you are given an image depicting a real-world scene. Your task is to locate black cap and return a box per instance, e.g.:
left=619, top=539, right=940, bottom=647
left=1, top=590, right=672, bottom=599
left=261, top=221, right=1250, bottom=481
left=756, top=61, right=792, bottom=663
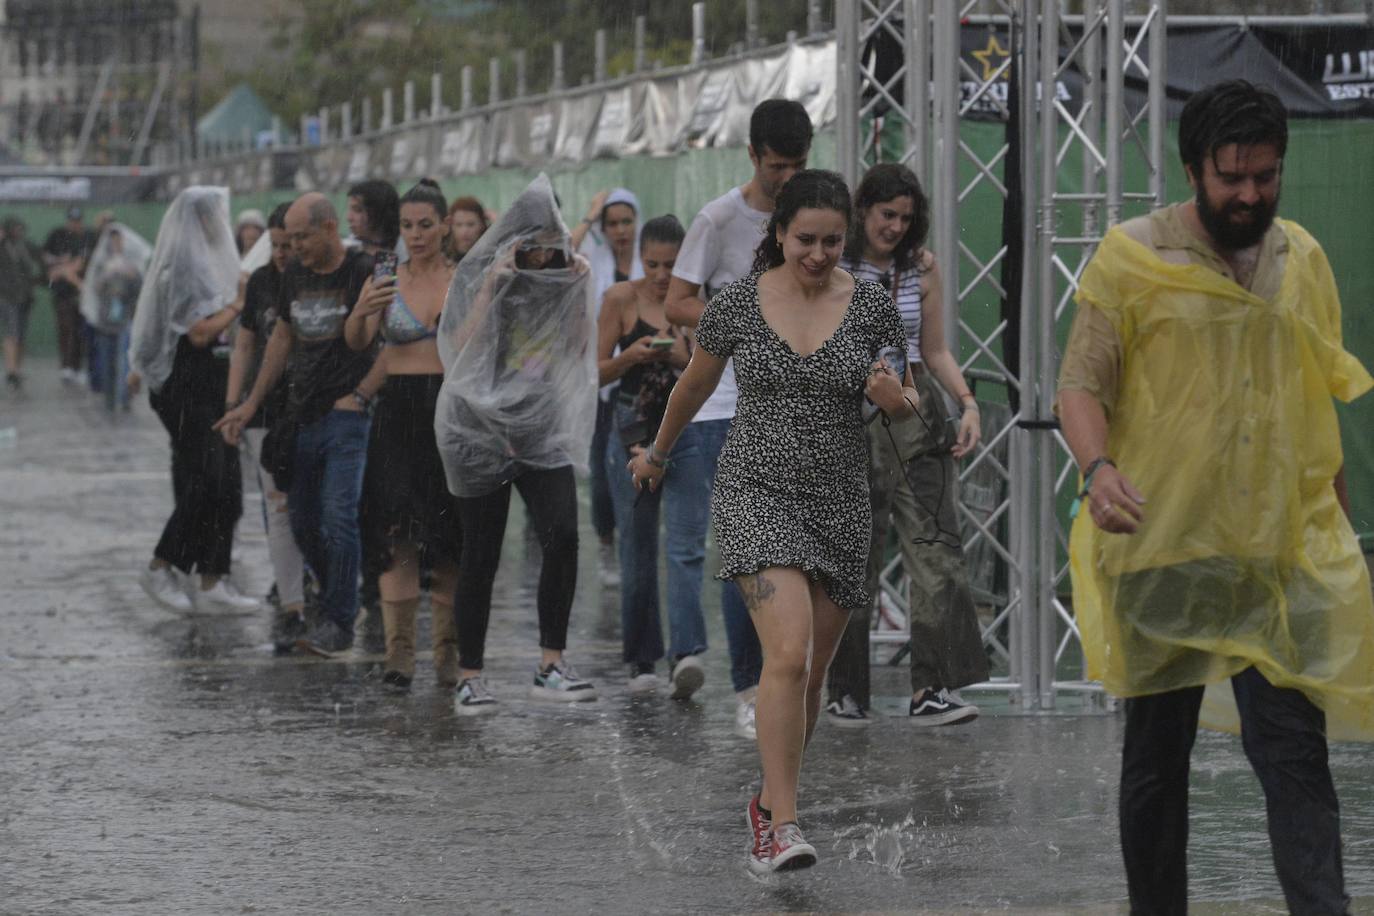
left=66, top=206, right=83, bottom=220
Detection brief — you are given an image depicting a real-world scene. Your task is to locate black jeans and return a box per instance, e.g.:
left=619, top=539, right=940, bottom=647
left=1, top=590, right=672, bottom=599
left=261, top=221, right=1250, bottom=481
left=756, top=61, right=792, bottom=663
left=454, top=465, right=578, bottom=671
left=150, top=390, right=242, bottom=576
left=1120, top=666, right=1348, bottom=915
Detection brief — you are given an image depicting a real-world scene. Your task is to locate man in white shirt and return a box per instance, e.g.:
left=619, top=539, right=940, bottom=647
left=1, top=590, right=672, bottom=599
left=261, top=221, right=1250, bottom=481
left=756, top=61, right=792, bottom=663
left=663, top=98, right=812, bottom=737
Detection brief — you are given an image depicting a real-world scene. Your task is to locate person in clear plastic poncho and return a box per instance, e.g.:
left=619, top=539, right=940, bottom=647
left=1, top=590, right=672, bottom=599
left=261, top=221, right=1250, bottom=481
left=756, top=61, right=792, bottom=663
left=127, top=186, right=260, bottom=616
left=1058, top=81, right=1373, bottom=915
left=435, top=173, right=600, bottom=711
left=79, top=222, right=150, bottom=411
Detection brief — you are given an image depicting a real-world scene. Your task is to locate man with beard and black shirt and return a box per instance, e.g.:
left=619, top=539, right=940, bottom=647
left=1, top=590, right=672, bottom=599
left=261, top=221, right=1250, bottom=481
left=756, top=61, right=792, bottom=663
left=216, top=193, right=383, bottom=655
left=43, top=206, right=94, bottom=383
left=1058, top=80, right=1372, bottom=914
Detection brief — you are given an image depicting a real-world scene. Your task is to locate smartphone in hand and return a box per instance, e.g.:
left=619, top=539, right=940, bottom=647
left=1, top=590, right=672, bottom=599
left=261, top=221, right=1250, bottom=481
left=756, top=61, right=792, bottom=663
left=373, top=251, right=399, bottom=286
left=649, top=338, right=675, bottom=350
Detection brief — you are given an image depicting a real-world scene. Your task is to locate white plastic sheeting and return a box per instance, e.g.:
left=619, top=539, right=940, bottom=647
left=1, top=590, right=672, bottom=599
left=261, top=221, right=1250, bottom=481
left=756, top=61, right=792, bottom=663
left=434, top=174, right=598, bottom=497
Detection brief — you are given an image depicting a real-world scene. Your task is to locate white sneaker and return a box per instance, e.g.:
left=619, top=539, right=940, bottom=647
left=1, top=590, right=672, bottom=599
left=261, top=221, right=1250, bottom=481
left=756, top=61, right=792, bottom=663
left=734, top=699, right=757, bottom=740
left=627, top=666, right=660, bottom=695
left=598, top=540, right=620, bottom=588
left=195, top=578, right=261, bottom=612
left=668, top=654, right=705, bottom=700
left=454, top=676, right=499, bottom=716
left=140, top=565, right=191, bottom=611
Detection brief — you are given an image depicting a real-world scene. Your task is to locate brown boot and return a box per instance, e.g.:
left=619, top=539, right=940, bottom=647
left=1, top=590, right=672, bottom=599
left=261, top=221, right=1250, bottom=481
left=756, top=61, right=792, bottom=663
left=431, top=595, right=460, bottom=688
left=381, top=597, right=419, bottom=688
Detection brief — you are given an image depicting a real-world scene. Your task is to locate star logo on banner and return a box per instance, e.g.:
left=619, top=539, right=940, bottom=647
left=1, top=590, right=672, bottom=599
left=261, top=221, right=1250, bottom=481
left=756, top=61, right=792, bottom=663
left=971, top=34, right=1010, bottom=82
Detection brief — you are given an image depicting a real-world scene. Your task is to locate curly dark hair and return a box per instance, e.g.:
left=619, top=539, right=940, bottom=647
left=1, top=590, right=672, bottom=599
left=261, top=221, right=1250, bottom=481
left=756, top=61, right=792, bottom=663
left=751, top=170, right=851, bottom=274
left=844, top=163, right=930, bottom=274
left=346, top=178, right=400, bottom=249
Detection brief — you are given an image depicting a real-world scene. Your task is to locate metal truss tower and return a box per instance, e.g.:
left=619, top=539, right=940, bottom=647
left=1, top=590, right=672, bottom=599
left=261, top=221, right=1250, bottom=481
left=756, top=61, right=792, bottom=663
left=836, top=0, right=1168, bottom=710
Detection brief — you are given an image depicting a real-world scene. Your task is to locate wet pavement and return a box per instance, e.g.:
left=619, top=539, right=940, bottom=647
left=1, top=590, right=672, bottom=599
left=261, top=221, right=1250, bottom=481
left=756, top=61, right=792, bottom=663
left=1, top=358, right=1372, bottom=915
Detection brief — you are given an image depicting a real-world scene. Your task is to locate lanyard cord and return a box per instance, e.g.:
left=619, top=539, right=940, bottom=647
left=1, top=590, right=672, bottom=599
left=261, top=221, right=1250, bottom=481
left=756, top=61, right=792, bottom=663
left=873, top=393, right=965, bottom=550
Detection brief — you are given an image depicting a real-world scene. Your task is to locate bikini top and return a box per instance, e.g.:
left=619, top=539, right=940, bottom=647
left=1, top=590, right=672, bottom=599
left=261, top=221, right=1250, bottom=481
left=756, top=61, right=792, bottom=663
left=381, top=286, right=438, bottom=344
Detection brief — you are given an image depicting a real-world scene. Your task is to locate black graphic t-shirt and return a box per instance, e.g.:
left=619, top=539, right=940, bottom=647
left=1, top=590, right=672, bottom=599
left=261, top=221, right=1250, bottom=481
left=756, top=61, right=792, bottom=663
left=240, top=262, right=287, bottom=429
left=279, top=249, right=375, bottom=424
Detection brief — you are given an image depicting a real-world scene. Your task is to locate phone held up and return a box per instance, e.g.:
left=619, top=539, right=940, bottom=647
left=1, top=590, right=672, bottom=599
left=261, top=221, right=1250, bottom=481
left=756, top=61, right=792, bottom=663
left=373, top=251, right=399, bottom=286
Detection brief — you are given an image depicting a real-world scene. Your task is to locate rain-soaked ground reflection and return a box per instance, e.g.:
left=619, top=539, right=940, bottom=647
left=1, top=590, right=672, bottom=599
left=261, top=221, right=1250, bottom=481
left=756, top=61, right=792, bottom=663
left=1, top=363, right=1371, bottom=914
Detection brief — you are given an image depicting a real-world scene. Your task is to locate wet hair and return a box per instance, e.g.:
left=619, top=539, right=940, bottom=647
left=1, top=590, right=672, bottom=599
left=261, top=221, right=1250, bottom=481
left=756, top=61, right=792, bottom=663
left=749, top=98, right=813, bottom=160
left=448, top=195, right=490, bottom=232
left=845, top=163, right=931, bottom=274
left=640, top=214, right=685, bottom=249
left=400, top=177, right=448, bottom=219
left=267, top=201, right=290, bottom=230
left=752, top=170, right=851, bottom=273
left=346, top=178, right=400, bottom=248
left=1179, top=80, right=1288, bottom=178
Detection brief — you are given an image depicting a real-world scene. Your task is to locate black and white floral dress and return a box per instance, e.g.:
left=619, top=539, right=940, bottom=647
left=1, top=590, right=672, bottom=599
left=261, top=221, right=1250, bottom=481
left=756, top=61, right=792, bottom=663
left=694, top=271, right=907, bottom=609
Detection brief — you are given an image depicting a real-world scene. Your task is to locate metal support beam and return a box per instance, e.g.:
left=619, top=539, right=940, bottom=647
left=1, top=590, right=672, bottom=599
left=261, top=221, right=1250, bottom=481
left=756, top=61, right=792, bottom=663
left=834, top=0, right=859, bottom=188
left=692, top=3, right=706, bottom=66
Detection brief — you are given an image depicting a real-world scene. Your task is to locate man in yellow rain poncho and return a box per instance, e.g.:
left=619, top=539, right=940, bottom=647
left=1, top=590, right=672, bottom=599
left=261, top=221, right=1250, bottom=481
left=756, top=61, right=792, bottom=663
left=1059, top=80, right=1374, bottom=915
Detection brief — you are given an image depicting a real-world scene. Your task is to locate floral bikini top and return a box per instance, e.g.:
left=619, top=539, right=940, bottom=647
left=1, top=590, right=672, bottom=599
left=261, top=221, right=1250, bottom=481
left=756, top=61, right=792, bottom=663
left=381, top=286, right=438, bottom=344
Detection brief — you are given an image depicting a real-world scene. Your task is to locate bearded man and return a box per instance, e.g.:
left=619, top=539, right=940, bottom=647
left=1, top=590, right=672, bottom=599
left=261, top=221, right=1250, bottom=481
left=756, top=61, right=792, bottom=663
left=1058, top=79, right=1374, bottom=915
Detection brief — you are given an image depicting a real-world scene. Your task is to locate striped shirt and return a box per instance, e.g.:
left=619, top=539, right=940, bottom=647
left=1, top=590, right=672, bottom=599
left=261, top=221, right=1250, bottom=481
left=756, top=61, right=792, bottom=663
left=841, top=256, right=924, bottom=363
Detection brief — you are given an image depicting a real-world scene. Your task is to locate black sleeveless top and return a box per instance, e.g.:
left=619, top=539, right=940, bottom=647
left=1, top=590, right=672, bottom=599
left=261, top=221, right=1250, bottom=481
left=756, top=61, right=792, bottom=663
left=616, top=316, right=662, bottom=399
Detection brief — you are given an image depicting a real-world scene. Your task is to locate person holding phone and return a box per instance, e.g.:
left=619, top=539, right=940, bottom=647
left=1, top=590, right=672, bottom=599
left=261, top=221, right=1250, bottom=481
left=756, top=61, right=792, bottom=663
left=343, top=179, right=462, bottom=691
left=825, top=163, right=989, bottom=729
left=629, top=171, right=915, bottom=873
left=596, top=215, right=690, bottom=694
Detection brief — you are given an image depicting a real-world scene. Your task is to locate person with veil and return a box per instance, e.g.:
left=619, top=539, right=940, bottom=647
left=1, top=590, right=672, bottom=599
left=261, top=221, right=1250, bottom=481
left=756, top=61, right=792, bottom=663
left=128, top=186, right=260, bottom=614
left=343, top=179, right=461, bottom=692
left=435, top=173, right=599, bottom=714
left=82, top=223, right=151, bottom=412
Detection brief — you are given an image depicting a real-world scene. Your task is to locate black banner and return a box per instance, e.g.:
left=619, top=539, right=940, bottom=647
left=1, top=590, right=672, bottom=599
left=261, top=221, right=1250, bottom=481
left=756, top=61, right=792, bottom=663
left=865, top=19, right=1374, bottom=122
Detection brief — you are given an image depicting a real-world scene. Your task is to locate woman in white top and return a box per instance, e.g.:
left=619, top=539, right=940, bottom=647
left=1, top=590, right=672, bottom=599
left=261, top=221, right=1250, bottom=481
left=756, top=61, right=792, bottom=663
left=826, top=162, right=990, bottom=728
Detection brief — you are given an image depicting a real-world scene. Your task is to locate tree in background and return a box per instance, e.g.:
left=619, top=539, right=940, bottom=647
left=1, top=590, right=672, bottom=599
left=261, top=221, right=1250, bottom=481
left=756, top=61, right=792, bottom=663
left=207, top=0, right=820, bottom=132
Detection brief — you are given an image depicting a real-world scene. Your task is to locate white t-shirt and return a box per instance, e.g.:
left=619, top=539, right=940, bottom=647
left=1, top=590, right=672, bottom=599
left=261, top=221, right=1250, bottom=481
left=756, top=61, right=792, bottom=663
left=673, top=186, right=770, bottom=423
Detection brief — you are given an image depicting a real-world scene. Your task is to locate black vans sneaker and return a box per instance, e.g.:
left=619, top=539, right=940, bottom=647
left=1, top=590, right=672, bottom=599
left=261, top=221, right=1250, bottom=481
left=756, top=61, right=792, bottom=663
left=907, top=687, right=980, bottom=726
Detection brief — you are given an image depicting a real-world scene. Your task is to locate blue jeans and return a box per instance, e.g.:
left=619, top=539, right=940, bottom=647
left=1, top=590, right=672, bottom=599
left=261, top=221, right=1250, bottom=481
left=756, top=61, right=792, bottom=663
left=606, top=403, right=707, bottom=666
left=90, top=327, right=131, bottom=411
left=289, top=409, right=370, bottom=634
left=589, top=396, right=616, bottom=541
left=663, top=418, right=761, bottom=692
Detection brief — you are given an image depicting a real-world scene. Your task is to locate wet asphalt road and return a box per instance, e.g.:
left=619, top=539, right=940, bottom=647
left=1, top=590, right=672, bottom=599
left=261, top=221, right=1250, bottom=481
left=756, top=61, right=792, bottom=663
left=1, top=359, right=1372, bottom=915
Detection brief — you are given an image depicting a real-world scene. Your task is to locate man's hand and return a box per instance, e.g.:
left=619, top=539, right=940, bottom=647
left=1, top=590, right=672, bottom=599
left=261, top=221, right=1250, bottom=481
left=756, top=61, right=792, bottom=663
left=1087, top=465, right=1146, bottom=534
left=213, top=401, right=256, bottom=446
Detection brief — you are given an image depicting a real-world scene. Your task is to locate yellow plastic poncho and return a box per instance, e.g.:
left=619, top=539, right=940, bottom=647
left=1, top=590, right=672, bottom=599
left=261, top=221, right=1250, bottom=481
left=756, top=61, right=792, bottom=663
left=1069, top=220, right=1374, bottom=740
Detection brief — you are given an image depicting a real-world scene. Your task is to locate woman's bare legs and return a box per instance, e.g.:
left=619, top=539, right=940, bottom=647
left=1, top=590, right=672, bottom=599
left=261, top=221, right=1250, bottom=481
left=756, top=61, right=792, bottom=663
left=743, top=569, right=853, bottom=825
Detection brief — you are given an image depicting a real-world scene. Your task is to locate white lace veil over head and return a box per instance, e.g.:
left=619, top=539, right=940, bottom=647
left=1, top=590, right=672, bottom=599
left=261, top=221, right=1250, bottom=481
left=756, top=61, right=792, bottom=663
left=127, top=187, right=240, bottom=392
left=79, top=222, right=152, bottom=328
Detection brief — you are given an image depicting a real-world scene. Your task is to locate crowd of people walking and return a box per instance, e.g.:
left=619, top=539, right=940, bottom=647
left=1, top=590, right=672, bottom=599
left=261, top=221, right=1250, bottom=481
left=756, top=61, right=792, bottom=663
left=8, top=80, right=1373, bottom=904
